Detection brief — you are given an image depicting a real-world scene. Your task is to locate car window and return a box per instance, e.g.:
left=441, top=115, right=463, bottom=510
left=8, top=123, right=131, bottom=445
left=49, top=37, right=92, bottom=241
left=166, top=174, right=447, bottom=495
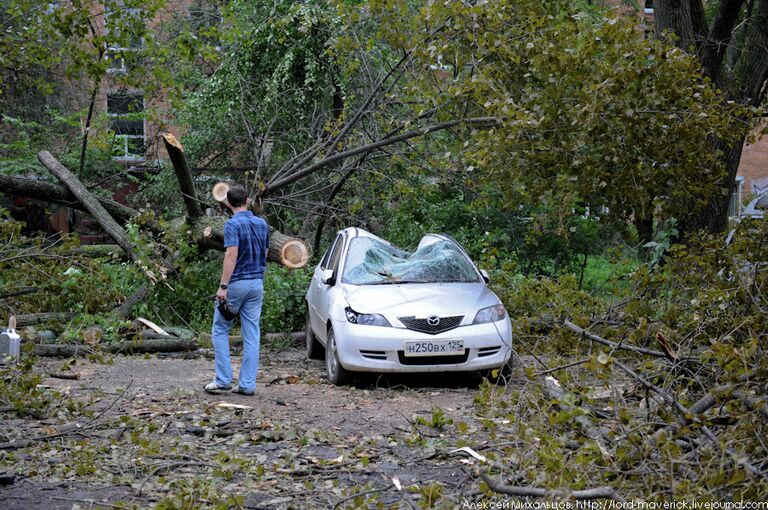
left=320, top=234, right=341, bottom=270
left=342, top=237, right=480, bottom=285
left=328, top=234, right=345, bottom=273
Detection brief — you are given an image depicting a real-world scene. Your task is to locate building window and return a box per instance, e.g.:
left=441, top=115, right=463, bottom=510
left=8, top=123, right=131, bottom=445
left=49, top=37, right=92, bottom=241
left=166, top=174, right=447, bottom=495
left=644, top=0, right=654, bottom=14
left=105, top=4, right=144, bottom=74
left=108, top=92, right=145, bottom=160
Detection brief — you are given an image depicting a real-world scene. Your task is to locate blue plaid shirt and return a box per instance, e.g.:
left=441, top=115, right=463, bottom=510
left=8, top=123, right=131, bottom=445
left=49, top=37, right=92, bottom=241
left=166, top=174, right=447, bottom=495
left=224, top=211, right=269, bottom=282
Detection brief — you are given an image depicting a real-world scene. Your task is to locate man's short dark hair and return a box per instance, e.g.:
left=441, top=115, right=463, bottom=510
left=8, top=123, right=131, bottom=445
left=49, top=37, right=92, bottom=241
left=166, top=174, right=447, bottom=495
left=227, top=185, right=248, bottom=208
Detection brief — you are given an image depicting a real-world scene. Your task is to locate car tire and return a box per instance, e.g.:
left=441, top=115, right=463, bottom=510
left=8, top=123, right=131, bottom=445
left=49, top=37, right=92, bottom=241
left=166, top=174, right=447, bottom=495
left=325, top=329, right=351, bottom=386
left=479, top=354, right=514, bottom=385
left=305, top=308, right=324, bottom=360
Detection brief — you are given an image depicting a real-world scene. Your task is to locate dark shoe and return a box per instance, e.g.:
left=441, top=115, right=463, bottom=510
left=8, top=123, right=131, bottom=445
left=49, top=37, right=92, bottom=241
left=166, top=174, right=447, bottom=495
left=232, top=387, right=255, bottom=396
left=204, top=382, right=232, bottom=394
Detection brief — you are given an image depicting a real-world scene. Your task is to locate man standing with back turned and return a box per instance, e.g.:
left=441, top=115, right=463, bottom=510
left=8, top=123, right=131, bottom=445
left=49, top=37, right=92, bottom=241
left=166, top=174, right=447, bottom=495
left=205, top=185, right=269, bottom=396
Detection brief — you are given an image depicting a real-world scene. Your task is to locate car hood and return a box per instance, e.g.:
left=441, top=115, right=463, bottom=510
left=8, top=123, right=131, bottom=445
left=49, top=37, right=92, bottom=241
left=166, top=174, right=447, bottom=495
left=342, top=282, right=499, bottom=320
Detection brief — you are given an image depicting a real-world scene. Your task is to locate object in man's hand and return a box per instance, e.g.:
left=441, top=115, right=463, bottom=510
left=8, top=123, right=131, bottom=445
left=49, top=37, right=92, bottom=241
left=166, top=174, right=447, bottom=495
left=218, top=300, right=238, bottom=321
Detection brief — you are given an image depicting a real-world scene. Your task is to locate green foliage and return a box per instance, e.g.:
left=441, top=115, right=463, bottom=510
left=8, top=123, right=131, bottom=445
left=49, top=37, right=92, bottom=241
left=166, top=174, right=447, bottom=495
left=374, top=175, right=616, bottom=277
left=373, top=0, right=753, bottom=235
left=0, top=358, right=72, bottom=419
left=145, top=253, right=312, bottom=334
left=260, top=265, right=313, bottom=334
left=0, top=210, right=128, bottom=317
left=414, top=406, right=453, bottom=430
left=165, top=0, right=351, bottom=174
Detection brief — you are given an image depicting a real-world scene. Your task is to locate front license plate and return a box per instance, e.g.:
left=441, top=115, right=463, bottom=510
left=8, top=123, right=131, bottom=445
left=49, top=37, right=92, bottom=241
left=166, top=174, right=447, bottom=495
left=404, top=340, right=465, bottom=357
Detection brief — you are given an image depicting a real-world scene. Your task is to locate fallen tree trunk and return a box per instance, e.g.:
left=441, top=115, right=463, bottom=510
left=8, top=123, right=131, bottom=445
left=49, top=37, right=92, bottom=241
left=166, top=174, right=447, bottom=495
left=0, top=287, right=39, bottom=299
left=110, top=287, right=149, bottom=320
left=34, top=336, right=198, bottom=357
left=68, top=244, right=123, bottom=258
left=269, top=229, right=311, bottom=269
left=38, top=151, right=136, bottom=257
left=0, top=173, right=137, bottom=223
left=227, top=331, right=305, bottom=347
left=194, top=214, right=310, bottom=268
left=15, top=312, right=77, bottom=327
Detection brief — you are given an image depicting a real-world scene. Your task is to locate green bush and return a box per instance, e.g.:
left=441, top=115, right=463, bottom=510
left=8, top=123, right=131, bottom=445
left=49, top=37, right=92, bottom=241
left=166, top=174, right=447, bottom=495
left=145, top=253, right=312, bottom=334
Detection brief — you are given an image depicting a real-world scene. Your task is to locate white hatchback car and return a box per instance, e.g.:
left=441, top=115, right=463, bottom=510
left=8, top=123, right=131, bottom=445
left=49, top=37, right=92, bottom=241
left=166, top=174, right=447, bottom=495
left=305, top=228, right=513, bottom=385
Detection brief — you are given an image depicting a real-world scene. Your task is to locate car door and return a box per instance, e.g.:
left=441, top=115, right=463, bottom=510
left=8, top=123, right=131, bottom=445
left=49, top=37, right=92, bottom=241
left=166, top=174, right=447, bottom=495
left=308, top=233, right=344, bottom=343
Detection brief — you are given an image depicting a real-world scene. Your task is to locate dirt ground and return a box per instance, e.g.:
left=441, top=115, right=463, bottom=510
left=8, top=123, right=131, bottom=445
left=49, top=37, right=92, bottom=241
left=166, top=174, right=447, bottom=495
left=0, top=344, right=527, bottom=509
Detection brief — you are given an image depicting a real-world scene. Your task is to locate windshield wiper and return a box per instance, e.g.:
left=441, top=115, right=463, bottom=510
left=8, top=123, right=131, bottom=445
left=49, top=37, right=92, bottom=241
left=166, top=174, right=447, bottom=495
left=371, top=279, right=429, bottom=285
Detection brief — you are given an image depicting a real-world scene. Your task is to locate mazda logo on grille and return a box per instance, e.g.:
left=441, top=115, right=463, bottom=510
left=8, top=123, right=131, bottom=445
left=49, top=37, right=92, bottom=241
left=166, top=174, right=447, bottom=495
left=427, top=316, right=440, bottom=326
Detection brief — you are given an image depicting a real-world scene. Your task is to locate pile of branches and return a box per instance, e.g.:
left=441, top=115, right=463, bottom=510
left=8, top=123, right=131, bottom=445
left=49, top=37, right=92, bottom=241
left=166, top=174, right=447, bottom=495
left=478, top=219, right=768, bottom=500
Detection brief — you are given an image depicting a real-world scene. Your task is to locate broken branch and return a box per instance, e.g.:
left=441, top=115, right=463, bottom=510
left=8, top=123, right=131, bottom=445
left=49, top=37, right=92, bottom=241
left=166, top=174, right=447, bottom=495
left=478, top=471, right=623, bottom=501
left=563, top=319, right=668, bottom=358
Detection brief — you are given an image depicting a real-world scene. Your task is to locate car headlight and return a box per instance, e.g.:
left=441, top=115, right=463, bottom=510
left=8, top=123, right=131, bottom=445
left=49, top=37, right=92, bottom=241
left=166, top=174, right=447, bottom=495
left=345, top=307, right=391, bottom=327
left=472, top=304, right=507, bottom=324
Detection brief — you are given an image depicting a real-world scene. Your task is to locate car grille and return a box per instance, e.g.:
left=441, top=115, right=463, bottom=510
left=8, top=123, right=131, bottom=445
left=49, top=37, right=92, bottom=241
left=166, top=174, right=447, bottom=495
left=397, top=350, right=469, bottom=365
left=398, top=315, right=464, bottom=335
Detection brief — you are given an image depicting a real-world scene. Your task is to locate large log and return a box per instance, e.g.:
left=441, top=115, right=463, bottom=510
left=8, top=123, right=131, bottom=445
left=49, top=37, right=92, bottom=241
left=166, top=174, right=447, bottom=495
left=33, top=336, right=198, bottom=357
left=0, top=173, right=137, bottom=223
left=162, top=133, right=203, bottom=221
left=38, top=151, right=135, bottom=257
left=269, top=229, right=310, bottom=269
left=208, top=182, right=310, bottom=268
left=68, top=244, right=124, bottom=258
left=194, top=214, right=310, bottom=268
left=15, top=312, right=77, bottom=327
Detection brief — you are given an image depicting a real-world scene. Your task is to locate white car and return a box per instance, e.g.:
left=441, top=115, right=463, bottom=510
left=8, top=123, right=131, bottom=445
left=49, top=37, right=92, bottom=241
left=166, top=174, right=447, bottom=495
left=305, top=228, right=513, bottom=385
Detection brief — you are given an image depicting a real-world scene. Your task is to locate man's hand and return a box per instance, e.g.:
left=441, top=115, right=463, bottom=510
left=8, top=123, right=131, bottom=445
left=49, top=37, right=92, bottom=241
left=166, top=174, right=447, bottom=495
left=216, top=288, right=228, bottom=302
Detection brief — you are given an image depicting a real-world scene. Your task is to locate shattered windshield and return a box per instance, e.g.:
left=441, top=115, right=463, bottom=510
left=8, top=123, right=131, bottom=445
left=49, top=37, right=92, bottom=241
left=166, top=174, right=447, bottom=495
left=342, top=237, right=481, bottom=285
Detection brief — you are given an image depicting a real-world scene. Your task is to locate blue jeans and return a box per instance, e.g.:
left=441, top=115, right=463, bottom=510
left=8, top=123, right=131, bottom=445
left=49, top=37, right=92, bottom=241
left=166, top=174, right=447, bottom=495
left=211, top=278, right=264, bottom=391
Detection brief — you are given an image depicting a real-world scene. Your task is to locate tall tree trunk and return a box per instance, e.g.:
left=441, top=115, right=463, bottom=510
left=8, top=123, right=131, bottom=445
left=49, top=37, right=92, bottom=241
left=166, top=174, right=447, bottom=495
left=78, top=84, right=99, bottom=176
left=654, top=0, right=768, bottom=236
left=654, top=0, right=708, bottom=52
left=162, top=134, right=203, bottom=221
left=679, top=142, right=744, bottom=235
left=635, top=216, right=654, bottom=245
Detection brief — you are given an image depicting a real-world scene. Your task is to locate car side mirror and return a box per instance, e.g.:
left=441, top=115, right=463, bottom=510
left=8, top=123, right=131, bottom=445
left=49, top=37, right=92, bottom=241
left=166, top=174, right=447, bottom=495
left=321, top=269, right=335, bottom=285
left=480, top=270, right=490, bottom=283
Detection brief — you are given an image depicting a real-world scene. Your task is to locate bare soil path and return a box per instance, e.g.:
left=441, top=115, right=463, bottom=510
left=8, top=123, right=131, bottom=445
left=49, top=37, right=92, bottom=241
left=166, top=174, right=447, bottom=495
left=1, top=346, right=526, bottom=509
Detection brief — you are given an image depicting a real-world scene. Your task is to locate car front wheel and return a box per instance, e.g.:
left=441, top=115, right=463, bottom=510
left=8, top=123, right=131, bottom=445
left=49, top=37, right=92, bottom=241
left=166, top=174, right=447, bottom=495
left=305, top=307, right=324, bottom=360
left=325, top=329, right=351, bottom=386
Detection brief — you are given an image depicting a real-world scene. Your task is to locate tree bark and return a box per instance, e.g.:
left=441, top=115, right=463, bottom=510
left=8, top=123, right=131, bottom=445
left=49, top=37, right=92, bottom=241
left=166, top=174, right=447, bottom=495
left=162, top=133, right=203, bottom=221
left=269, top=229, right=311, bottom=269
left=110, top=287, right=149, bottom=320
left=33, top=336, right=198, bottom=357
left=15, top=312, right=77, bottom=327
left=194, top=215, right=310, bottom=268
left=37, top=151, right=136, bottom=257
left=634, top=216, right=654, bottom=245
left=654, top=0, right=768, bottom=235
left=0, top=173, right=137, bottom=224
